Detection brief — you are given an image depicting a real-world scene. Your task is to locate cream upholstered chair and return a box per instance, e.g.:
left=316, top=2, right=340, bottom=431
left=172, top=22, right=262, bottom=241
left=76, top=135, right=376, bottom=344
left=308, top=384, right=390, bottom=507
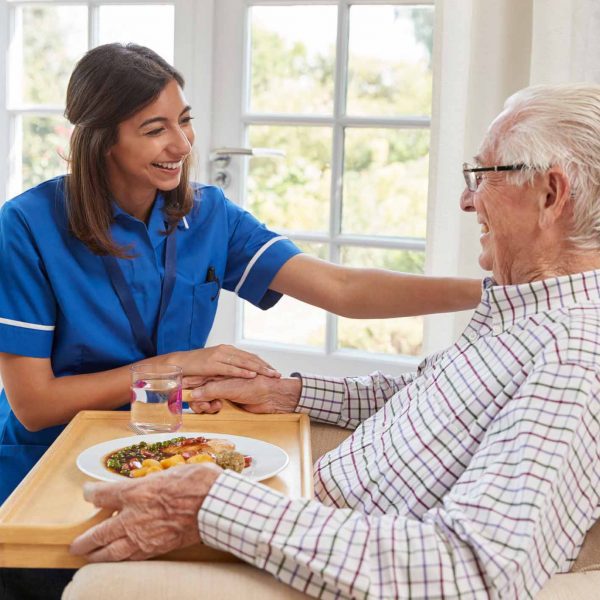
left=62, top=422, right=600, bottom=600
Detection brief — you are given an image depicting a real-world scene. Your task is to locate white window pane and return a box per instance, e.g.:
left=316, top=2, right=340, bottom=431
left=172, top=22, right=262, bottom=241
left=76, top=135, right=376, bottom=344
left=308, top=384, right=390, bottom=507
left=249, top=6, right=336, bottom=115
left=338, top=247, right=424, bottom=356
left=242, top=242, right=326, bottom=348
left=21, top=115, right=72, bottom=189
left=246, top=125, right=332, bottom=233
left=18, top=5, right=87, bottom=105
left=342, top=128, right=429, bottom=238
left=98, top=5, right=175, bottom=64
left=338, top=313, right=424, bottom=356
left=347, top=5, right=433, bottom=117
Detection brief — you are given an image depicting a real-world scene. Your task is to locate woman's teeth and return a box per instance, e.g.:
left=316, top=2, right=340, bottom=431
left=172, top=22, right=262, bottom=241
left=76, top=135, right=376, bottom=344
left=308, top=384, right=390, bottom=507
left=153, top=161, right=181, bottom=170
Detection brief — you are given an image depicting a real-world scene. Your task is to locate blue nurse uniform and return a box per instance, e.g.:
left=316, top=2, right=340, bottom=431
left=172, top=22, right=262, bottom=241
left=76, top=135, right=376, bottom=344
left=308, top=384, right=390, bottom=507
left=0, top=176, right=301, bottom=503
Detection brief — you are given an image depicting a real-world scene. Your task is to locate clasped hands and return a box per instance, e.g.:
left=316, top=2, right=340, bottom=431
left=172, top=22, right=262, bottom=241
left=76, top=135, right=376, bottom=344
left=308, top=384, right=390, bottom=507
left=184, top=373, right=303, bottom=415
left=70, top=375, right=302, bottom=562
left=164, top=343, right=302, bottom=414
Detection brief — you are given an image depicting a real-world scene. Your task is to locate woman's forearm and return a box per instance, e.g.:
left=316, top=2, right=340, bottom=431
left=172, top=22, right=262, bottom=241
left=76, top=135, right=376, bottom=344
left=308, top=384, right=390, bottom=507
left=337, top=271, right=482, bottom=318
left=0, top=352, right=176, bottom=432
left=271, top=254, right=482, bottom=318
left=0, top=345, right=279, bottom=432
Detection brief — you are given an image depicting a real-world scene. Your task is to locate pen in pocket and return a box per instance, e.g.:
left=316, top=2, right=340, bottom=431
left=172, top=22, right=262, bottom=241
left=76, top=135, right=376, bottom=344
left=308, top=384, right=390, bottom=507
left=205, top=266, right=220, bottom=300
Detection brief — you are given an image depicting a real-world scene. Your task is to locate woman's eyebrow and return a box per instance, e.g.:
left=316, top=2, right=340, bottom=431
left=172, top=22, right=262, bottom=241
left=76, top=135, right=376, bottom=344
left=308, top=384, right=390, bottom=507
left=138, top=106, right=192, bottom=129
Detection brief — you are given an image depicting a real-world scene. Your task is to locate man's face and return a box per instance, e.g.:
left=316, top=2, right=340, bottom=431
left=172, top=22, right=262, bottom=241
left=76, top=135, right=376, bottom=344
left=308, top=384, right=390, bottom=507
left=461, top=123, right=544, bottom=284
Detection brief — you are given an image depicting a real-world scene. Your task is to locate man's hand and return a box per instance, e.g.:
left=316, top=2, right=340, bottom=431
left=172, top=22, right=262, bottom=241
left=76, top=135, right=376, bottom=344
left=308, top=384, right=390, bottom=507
left=185, top=375, right=302, bottom=415
left=70, top=463, right=222, bottom=562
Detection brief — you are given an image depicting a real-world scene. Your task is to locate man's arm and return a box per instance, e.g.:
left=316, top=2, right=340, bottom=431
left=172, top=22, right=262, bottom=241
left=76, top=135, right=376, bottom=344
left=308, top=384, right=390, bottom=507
left=198, top=362, right=600, bottom=599
left=188, top=370, right=418, bottom=429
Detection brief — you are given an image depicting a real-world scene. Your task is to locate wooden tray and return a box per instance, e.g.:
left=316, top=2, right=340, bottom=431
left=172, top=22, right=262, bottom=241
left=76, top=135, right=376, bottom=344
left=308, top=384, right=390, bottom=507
left=0, top=407, right=312, bottom=568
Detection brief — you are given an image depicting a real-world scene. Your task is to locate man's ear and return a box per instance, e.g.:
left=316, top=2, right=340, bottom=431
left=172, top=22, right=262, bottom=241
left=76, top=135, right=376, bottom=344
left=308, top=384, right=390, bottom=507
left=538, top=168, right=570, bottom=229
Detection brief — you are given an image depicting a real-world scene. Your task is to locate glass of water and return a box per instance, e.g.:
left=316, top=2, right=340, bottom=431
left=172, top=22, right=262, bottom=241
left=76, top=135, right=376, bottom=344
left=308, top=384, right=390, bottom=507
left=130, top=364, right=183, bottom=434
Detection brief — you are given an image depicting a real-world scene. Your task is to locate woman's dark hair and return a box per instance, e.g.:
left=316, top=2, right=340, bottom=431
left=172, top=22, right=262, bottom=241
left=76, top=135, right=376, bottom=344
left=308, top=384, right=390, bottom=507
left=64, top=43, right=193, bottom=257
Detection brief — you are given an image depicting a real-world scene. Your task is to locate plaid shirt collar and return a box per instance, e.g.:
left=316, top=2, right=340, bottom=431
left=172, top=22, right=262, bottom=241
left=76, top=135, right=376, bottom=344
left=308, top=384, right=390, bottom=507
left=483, top=269, right=600, bottom=334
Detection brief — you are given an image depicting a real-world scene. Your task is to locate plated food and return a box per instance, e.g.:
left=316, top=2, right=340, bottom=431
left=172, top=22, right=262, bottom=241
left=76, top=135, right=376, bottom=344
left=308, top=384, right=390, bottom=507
left=105, top=435, right=251, bottom=478
left=77, top=433, right=289, bottom=483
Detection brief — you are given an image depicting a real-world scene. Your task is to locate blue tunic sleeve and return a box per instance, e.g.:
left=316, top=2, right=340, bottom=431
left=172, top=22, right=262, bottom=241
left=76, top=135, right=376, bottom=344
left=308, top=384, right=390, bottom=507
left=220, top=191, right=302, bottom=309
left=0, top=200, right=56, bottom=357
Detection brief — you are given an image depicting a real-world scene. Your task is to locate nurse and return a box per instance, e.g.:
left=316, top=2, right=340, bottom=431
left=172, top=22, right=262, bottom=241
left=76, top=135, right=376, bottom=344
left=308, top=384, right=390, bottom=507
left=0, top=43, right=480, bottom=504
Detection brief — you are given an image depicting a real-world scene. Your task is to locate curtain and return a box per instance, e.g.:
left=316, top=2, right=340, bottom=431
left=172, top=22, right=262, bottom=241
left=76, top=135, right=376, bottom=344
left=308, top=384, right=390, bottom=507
left=424, top=0, right=600, bottom=351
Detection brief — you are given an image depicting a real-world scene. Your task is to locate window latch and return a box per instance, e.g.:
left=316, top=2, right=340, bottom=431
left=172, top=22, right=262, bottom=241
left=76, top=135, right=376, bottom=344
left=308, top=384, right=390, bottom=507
left=208, top=147, right=285, bottom=189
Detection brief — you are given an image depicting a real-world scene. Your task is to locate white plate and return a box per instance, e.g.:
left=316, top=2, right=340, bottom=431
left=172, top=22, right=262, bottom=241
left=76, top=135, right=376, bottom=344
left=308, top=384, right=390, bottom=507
left=76, top=432, right=289, bottom=483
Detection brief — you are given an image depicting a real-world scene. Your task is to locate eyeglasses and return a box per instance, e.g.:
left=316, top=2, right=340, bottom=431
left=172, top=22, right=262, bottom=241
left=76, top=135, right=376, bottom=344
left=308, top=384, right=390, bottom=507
left=462, top=162, right=528, bottom=192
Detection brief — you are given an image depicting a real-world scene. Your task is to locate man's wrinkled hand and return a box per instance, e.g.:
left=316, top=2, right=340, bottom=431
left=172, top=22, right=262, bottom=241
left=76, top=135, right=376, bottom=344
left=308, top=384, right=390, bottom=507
left=188, top=375, right=302, bottom=415
left=70, top=463, right=222, bottom=562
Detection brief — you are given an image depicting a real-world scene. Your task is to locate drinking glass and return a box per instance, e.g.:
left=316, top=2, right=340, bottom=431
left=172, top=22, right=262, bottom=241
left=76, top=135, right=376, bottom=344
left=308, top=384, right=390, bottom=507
left=130, top=364, right=183, bottom=434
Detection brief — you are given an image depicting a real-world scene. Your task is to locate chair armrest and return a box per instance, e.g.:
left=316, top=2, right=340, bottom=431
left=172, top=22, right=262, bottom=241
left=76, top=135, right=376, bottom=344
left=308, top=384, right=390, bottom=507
left=570, top=518, right=600, bottom=572
left=310, top=422, right=352, bottom=462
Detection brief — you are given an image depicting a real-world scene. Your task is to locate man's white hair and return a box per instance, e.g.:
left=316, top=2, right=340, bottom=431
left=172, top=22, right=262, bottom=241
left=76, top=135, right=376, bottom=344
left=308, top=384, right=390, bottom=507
left=490, top=83, right=600, bottom=251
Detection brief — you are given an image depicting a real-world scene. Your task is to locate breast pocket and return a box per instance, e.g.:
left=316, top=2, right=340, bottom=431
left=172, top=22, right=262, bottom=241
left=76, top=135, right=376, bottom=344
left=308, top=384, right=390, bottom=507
left=190, top=281, right=220, bottom=348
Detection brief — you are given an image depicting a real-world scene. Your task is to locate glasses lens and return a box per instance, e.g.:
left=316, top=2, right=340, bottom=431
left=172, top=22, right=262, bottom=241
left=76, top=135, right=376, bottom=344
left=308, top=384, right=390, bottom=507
left=462, top=165, right=477, bottom=192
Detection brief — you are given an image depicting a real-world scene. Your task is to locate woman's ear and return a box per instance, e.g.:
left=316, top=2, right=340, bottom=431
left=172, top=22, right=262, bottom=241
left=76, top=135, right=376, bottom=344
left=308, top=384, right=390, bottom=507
left=538, top=167, right=570, bottom=230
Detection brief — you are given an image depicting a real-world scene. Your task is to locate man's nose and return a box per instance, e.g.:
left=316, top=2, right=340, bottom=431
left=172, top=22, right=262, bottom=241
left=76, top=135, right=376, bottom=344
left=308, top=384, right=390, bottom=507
left=460, top=188, right=475, bottom=212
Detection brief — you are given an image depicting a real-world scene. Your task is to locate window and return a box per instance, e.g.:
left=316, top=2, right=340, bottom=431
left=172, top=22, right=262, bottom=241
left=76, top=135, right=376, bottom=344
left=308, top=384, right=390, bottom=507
left=210, top=1, right=434, bottom=372
left=3, top=0, right=175, bottom=199
left=1, top=0, right=435, bottom=377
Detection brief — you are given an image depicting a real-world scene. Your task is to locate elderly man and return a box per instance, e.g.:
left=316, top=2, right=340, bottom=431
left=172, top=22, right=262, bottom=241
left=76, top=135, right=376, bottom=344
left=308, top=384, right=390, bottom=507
left=70, top=83, right=600, bottom=599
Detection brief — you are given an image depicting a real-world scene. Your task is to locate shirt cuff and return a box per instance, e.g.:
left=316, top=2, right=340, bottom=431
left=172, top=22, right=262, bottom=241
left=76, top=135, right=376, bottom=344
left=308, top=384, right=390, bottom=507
left=198, top=470, right=299, bottom=566
left=0, top=320, right=54, bottom=357
left=292, top=373, right=347, bottom=426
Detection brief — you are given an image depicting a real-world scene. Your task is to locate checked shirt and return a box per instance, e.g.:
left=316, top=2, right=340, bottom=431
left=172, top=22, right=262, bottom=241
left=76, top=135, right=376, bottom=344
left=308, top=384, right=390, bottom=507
left=199, top=271, right=600, bottom=599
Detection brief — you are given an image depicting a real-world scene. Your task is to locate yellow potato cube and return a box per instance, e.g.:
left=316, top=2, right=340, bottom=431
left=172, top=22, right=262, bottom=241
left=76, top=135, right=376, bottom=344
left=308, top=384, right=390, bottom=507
left=186, top=454, right=214, bottom=464
left=160, top=455, right=186, bottom=469
left=145, top=465, right=163, bottom=474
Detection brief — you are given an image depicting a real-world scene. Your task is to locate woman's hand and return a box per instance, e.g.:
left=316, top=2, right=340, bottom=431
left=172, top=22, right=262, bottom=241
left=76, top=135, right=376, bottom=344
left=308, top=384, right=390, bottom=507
left=171, top=344, right=280, bottom=380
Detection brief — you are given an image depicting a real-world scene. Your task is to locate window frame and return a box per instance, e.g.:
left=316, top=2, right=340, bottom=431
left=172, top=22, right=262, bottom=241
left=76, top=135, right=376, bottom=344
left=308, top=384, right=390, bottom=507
left=1, top=0, right=212, bottom=197
left=208, top=0, right=434, bottom=375
left=0, top=0, right=450, bottom=378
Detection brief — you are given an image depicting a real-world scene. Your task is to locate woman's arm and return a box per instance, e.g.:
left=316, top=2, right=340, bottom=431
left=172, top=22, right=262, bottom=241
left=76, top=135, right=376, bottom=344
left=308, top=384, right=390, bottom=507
left=0, top=345, right=278, bottom=432
left=269, top=254, right=481, bottom=318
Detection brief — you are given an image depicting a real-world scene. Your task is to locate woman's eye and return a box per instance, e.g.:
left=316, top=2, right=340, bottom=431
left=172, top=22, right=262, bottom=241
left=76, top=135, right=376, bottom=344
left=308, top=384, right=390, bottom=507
left=145, top=128, right=165, bottom=137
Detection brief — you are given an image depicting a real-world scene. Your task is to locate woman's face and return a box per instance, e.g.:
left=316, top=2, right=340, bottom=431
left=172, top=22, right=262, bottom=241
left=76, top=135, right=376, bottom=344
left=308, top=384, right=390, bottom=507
left=106, top=79, right=195, bottom=203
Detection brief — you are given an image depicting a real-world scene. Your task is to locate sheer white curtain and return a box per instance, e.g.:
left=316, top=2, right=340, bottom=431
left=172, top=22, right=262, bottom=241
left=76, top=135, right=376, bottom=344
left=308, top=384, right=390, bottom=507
left=424, top=0, right=600, bottom=351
